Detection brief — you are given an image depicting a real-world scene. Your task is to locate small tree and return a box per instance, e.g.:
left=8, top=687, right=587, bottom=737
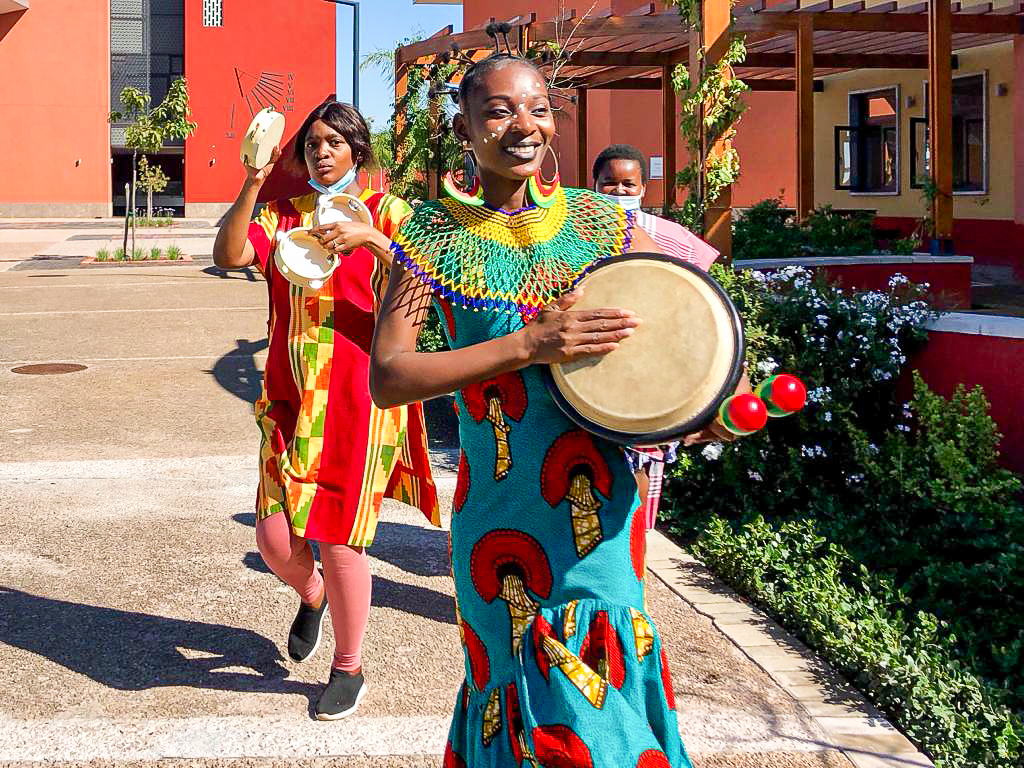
left=136, top=156, right=170, bottom=221
left=109, top=78, right=196, bottom=245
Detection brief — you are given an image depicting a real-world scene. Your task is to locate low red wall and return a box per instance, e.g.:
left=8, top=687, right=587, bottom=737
left=908, top=316, right=1024, bottom=474
left=820, top=263, right=971, bottom=310
left=876, top=216, right=1024, bottom=278
left=735, top=256, right=973, bottom=310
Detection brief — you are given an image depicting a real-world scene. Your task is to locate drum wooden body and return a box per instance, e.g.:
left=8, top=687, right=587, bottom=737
left=240, top=108, right=285, bottom=170
left=546, top=254, right=744, bottom=445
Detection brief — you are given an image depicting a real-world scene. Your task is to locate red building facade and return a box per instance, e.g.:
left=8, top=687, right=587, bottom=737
left=0, top=0, right=334, bottom=218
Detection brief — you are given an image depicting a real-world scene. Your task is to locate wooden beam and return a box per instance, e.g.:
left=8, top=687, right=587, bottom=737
left=663, top=63, right=677, bottom=213
left=577, top=88, right=589, bottom=188
left=796, top=15, right=815, bottom=220
left=743, top=51, right=948, bottom=69
left=929, top=0, right=954, bottom=250
left=575, top=77, right=663, bottom=90
left=567, top=51, right=670, bottom=67
left=733, top=10, right=1023, bottom=34
left=575, top=76, right=826, bottom=91
left=747, top=79, right=825, bottom=91
left=393, top=61, right=410, bottom=171
left=577, top=66, right=659, bottom=89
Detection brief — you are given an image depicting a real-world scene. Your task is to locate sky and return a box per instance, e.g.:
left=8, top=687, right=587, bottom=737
left=334, top=1, right=464, bottom=130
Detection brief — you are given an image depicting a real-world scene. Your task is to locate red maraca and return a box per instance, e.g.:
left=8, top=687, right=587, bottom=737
left=718, top=393, right=768, bottom=436
left=755, top=374, right=807, bottom=417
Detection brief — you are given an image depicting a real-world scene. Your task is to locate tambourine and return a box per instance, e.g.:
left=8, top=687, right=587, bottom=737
left=240, top=108, right=285, bottom=170
left=546, top=253, right=745, bottom=445
left=313, top=192, right=372, bottom=228
left=274, top=229, right=338, bottom=291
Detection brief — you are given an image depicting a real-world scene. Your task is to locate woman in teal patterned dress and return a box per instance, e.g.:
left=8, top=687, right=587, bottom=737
left=371, top=54, right=712, bottom=767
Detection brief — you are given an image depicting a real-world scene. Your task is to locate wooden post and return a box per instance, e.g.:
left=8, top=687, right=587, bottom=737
left=928, top=0, right=954, bottom=253
left=701, top=0, right=733, bottom=260
left=662, top=63, right=677, bottom=213
left=796, top=15, right=815, bottom=221
left=577, top=88, right=589, bottom=188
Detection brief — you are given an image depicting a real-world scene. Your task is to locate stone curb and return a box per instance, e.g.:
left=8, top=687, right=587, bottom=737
left=644, top=529, right=935, bottom=768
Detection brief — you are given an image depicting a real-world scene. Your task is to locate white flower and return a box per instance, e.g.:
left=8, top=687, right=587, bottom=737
left=702, top=443, right=724, bottom=461
left=822, top=412, right=833, bottom=422
left=896, top=424, right=911, bottom=432
left=757, top=358, right=779, bottom=375
left=888, top=274, right=910, bottom=288
left=748, top=470, right=763, bottom=482
left=750, top=270, right=767, bottom=282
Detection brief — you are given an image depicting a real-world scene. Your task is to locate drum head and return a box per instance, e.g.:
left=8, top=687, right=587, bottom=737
left=314, top=192, right=373, bottom=227
left=546, top=253, right=744, bottom=445
left=274, top=229, right=336, bottom=286
left=240, top=108, right=285, bottom=169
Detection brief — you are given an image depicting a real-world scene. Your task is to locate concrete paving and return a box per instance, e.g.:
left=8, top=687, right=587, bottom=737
left=0, top=246, right=923, bottom=767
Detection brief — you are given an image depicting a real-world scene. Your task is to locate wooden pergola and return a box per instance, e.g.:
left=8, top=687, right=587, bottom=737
left=395, top=1, right=1024, bottom=258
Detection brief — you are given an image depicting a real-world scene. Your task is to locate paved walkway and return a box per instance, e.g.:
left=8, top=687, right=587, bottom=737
left=0, top=244, right=932, bottom=767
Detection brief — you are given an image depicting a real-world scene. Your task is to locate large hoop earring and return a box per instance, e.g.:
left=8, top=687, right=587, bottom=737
left=442, top=146, right=485, bottom=206
left=527, top=145, right=560, bottom=209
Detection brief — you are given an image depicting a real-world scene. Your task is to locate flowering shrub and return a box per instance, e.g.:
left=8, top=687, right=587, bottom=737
left=664, top=267, right=1024, bottom=766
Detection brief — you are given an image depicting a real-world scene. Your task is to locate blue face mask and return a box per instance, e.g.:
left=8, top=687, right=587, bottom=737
left=308, top=165, right=358, bottom=195
left=597, top=190, right=644, bottom=212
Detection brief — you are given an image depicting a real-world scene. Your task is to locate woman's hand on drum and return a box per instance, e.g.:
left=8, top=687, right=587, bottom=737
left=518, top=289, right=641, bottom=365
left=243, top=146, right=281, bottom=186
left=310, top=221, right=386, bottom=257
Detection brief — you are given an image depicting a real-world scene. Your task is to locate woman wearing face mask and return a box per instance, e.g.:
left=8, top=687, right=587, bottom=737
left=593, top=144, right=720, bottom=529
left=370, top=53, right=717, bottom=767
left=593, top=144, right=718, bottom=272
left=213, top=100, right=438, bottom=720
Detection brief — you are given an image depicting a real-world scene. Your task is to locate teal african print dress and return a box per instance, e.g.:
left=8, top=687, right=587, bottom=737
left=391, top=184, right=691, bottom=768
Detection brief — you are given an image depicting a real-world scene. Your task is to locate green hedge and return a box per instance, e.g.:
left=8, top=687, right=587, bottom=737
left=663, top=266, right=1024, bottom=766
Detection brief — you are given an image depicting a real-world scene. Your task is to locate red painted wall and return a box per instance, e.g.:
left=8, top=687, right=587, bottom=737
left=0, top=3, right=110, bottom=208
left=909, top=331, right=1024, bottom=474
left=184, top=0, right=336, bottom=207
left=876, top=216, right=1024, bottom=276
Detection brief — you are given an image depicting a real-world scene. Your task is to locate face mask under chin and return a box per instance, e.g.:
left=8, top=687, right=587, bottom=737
left=596, top=190, right=644, bottom=212
left=309, top=165, right=358, bottom=195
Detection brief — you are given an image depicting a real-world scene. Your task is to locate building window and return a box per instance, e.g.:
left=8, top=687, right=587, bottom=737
left=834, top=87, right=899, bottom=193
left=202, top=0, right=222, bottom=27
left=911, top=74, right=986, bottom=193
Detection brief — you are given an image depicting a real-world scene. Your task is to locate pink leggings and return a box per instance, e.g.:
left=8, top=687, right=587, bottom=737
left=255, top=512, right=371, bottom=672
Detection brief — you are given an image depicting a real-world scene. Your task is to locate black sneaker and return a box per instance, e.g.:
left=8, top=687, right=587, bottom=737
left=315, top=668, right=368, bottom=721
left=287, top=593, right=328, bottom=663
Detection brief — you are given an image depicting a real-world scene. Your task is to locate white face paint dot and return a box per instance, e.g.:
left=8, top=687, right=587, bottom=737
left=483, top=138, right=488, bottom=143
left=491, top=132, right=497, bottom=138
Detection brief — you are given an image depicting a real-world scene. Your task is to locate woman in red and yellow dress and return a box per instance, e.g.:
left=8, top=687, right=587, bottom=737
left=213, top=101, right=438, bottom=720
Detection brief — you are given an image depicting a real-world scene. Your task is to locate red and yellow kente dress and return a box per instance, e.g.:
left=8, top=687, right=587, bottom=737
left=247, top=189, right=439, bottom=546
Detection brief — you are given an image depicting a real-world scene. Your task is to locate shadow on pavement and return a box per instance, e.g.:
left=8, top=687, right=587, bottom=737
left=208, top=338, right=267, bottom=404
left=371, top=576, right=455, bottom=625
left=202, top=265, right=261, bottom=281
left=370, top=522, right=450, bottom=578
left=0, top=587, right=318, bottom=698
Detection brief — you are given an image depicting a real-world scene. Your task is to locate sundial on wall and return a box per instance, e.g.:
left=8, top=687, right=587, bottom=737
left=225, top=67, right=296, bottom=139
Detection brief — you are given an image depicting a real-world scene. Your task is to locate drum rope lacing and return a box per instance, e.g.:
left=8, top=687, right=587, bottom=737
left=390, top=184, right=636, bottom=314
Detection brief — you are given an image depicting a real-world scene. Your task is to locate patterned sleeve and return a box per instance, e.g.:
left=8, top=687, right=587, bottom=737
left=374, top=193, right=415, bottom=239
left=246, top=201, right=280, bottom=274
left=370, top=193, right=415, bottom=308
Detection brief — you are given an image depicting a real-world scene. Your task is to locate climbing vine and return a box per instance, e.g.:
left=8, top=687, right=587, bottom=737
left=671, top=1, right=749, bottom=234
left=385, top=57, right=461, bottom=200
